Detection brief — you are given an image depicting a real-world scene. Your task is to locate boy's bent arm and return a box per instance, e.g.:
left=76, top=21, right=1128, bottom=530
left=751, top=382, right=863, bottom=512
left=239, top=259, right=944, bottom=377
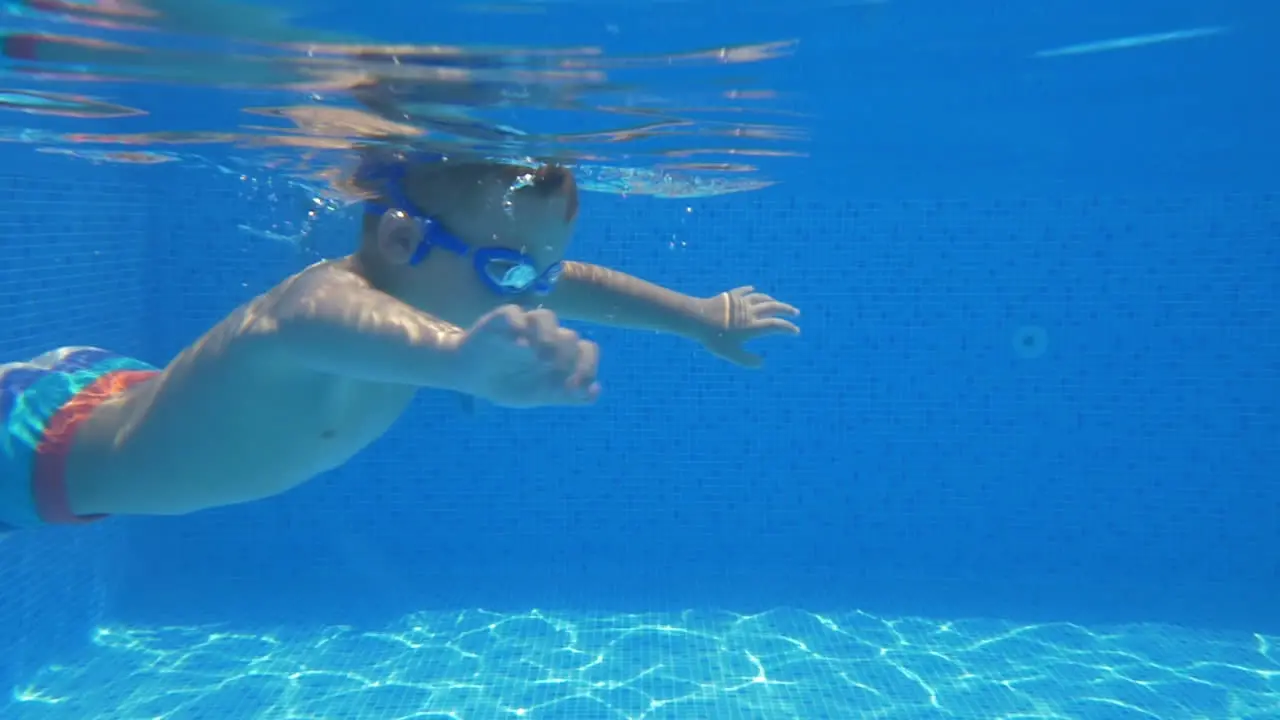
left=257, top=266, right=467, bottom=389
left=539, top=261, right=718, bottom=340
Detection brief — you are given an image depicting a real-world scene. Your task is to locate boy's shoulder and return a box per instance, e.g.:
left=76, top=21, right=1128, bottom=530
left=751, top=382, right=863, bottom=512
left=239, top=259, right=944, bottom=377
left=254, top=258, right=371, bottom=316
left=173, top=259, right=369, bottom=370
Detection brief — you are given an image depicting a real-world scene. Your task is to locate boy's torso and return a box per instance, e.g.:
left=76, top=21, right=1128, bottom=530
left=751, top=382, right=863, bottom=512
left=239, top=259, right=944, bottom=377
left=64, top=263, right=419, bottom=517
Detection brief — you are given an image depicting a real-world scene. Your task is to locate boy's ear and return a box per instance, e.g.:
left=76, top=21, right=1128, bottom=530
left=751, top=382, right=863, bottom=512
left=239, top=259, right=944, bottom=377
left=375, top=210, right=422, bottom=265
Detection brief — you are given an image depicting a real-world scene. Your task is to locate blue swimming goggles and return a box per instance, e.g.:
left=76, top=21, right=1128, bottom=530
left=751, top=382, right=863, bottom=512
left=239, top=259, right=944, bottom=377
left=360, top=156, right=564, bottom=297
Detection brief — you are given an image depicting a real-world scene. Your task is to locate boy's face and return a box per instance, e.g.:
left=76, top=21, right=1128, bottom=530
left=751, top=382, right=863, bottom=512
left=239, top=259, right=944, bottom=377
left=399, top=161, right=580, bottom=325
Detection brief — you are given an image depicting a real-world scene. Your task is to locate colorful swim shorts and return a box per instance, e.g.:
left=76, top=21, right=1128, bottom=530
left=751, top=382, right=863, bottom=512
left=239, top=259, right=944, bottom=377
left=0, top=346, right=158, bottom=533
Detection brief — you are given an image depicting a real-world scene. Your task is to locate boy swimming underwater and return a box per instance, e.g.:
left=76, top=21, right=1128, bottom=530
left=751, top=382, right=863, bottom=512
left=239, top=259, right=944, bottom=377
left=0, top=155, right=799, bottom=534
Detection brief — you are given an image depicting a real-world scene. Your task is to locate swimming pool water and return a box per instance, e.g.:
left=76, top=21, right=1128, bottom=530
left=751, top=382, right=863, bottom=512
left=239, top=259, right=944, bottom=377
left=3, top=0, right=1279, bottom=718
left=7, top=608, right=1278, bottom=719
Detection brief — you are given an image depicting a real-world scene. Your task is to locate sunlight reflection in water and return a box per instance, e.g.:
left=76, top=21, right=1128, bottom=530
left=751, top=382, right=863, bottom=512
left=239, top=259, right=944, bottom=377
left=1, top=0, right=811, bottom=201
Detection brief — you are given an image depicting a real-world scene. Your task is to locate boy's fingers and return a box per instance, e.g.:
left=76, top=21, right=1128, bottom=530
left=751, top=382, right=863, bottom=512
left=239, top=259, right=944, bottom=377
left=568, top=341, right=599, bottom=392
left=752, top=301, right=799, bottom=319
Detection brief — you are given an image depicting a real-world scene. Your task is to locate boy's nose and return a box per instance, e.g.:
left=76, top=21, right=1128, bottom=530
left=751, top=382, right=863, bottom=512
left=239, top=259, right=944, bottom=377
left=533, top=164, right=579, bottom=222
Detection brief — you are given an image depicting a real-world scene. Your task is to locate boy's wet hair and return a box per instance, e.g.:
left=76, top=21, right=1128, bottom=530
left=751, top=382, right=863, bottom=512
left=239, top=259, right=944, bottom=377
left=336, top=145, right=578, bottom=228
left=336, top=145, right=409, bottom=202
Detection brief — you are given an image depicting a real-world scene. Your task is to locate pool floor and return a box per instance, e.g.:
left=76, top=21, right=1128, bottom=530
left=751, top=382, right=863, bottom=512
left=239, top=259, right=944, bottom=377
left=6, top=608, right=1278, bottom=719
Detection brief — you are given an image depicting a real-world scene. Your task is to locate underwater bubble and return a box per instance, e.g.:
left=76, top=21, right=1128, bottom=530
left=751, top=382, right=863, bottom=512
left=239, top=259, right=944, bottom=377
left=229, top=168, right=347, bottom=255
left=1013, top=325, right=1049, bottom=359
left=501, top=170, right=538, bottom=218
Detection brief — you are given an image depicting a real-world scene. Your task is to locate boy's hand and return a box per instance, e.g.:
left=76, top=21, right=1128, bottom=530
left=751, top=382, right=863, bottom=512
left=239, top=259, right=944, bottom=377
left=696, top=286, right=800, bottom=368
left=456, top=305, right=601, bottom=408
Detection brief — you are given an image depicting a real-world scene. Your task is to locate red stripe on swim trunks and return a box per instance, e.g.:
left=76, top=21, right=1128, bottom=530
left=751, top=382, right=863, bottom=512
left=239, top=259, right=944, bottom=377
left=32, top=369, right=158, bottom=524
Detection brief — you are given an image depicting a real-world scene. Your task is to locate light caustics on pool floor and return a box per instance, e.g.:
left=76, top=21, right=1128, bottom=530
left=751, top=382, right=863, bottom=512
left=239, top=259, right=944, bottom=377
left=6, top=608, right=1279, bottom=719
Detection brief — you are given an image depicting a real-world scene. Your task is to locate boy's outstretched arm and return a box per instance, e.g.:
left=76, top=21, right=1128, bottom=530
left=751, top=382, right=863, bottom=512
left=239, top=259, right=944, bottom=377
left=538, top=261, right=800, bottom=368
left=256, top=263, right=600, bottom=408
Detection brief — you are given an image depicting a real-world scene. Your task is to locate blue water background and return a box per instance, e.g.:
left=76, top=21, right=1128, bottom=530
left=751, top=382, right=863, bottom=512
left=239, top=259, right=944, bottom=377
left=1, top=0, right=1278, bottom=695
